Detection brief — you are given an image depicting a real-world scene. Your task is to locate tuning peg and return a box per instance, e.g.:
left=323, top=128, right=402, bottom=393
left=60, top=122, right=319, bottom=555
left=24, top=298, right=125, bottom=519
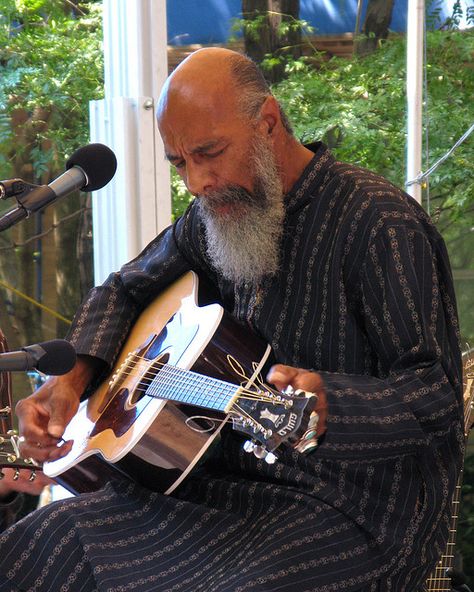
left=264, top=452, right=277, bottom=464
left=253, top=445, right=268, bottom=459
left=243, top=440, right=256, bottom=454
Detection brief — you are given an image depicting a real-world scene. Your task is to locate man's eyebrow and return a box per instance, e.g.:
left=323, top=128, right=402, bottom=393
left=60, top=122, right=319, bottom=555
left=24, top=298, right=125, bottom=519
left=165, top=152, right=181, bottom=163
left=190, top=139, right=225, bottom=154
left=165, top=139, right=227, bottom=163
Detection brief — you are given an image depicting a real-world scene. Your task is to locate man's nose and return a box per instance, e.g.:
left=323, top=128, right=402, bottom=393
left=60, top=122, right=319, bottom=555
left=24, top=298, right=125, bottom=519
left=185, top=162, right=215, bottom=196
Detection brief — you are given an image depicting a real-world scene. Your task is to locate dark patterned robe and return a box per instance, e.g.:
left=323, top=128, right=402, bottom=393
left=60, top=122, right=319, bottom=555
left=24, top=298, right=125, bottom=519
left=0, top=143, right=464, bottom=591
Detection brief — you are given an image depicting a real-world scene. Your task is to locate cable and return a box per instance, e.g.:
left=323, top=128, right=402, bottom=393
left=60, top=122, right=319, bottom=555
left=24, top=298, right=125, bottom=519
left=406, top=121, right=474, bottom=187
left=0, top=206, right=90, bottom=252
left=0, top=280, right=72, bottom=325
left=422, top=16, right=431, bottom=213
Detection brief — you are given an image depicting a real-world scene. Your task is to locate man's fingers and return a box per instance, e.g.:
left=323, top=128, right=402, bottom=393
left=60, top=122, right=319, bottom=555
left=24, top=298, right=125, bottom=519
left=19, top=437, right=73, bottom=463
left=267, top=364, right=324, bottom=393
left=16, top=399, right=51, bottom=444
left=45, top=439, right=73, bottom=461
left=46, top=392, right=78, bottom=439
left=15, top=390, right=76, bottom=461
left=267, top=364, right=301, bottom=391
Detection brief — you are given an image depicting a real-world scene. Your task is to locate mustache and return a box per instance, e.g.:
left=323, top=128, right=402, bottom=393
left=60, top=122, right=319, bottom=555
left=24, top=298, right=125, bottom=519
left=199, top=184, right=267, bottom=212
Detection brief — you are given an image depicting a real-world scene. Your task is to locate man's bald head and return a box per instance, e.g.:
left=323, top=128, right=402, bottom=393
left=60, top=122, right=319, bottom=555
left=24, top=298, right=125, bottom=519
left=157, top=48, right=292, bottom=133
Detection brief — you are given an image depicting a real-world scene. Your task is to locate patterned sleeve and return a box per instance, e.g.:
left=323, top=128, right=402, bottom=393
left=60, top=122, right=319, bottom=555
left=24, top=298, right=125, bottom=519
left=67, top=203, right=208, bottom=369
left=318, top=213, right=464, bottom=460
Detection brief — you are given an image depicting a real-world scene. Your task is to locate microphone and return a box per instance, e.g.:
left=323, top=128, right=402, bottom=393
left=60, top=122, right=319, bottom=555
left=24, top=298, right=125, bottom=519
left=0, top=339, right=77, bottom=375
left=0, top=143, right=117, bottom=231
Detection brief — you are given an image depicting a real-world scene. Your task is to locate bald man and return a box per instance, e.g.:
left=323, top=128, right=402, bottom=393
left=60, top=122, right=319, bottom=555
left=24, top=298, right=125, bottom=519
left=0, top=49, right=463, bottom=591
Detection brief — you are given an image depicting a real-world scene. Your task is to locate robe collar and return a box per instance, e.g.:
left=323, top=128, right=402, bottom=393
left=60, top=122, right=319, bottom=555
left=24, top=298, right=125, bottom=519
left=285, top=142, right=334, bottom=215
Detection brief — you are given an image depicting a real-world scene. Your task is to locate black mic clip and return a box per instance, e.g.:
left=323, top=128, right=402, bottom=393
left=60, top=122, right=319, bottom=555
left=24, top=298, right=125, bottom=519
left=0, top=180, right=55, bottom=232
left=0, top=178, right=28, bottom=200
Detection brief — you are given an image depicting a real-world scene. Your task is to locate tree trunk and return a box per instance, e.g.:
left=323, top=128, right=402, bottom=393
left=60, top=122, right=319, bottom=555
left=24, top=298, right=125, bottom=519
left=0, top=100, right=94, bottom=349
left=356, top=0, right=395, bottom=56
left=242, top=0, right=301, bottom=83
left=55, top=192, right=93, bottom=336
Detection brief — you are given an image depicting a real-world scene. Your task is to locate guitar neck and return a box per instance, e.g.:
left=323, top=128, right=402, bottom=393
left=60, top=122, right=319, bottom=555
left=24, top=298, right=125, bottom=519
left=425, top=477, right=463, bottom=591
left=147, top=363, right=238, bottom=412
left=426, top=366, right=474, bottom=591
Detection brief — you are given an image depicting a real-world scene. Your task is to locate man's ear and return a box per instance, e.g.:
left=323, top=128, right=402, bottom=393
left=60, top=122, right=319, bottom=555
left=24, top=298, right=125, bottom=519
left=258, top=95, right=280, bottom=136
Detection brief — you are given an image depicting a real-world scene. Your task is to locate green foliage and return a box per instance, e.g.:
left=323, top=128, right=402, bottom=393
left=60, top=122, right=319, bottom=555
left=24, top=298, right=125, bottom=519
left=230, top=11, right=314, bottom=81
left=427, top=0, right=474, bottom=29
left=0, top=0, right=103, bottom=344
left=233, top=12, right=314, bottom=42
left=274, top=30, right=474, bottom=205
left=0, top=0, right=104, bottom=180
left=171, top=168, right=194, bottom=222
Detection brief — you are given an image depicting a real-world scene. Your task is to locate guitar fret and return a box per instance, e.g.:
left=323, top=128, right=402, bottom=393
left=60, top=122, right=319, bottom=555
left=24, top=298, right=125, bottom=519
left=146, top=364, right=238, bottom=412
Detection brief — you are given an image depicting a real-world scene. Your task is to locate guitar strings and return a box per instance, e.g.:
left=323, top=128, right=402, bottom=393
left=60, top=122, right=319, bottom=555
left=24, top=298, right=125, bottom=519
left=93, top=352, right=294, bottom=446
left=109, top=368, right=276, bottom=437
left=109, top=353, right=282, bottom=404
left=126, top=368, right=277, bottom=404
left=426, top=379, right=474, bottom=590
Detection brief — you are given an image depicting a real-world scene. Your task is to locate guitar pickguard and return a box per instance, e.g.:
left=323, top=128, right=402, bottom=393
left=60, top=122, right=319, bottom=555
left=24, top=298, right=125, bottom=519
left=93, top=311, right=200, bottom=439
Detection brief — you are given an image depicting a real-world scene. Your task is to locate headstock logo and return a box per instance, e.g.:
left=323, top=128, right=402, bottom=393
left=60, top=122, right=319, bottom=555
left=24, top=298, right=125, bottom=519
left=259, top=407, right=285, bottom=427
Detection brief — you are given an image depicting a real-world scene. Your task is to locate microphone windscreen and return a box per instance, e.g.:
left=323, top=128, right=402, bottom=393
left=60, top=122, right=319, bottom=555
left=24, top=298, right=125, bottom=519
left=35, top=339, right=77, bottom=375
left=66, top=143, right=117, bottom=192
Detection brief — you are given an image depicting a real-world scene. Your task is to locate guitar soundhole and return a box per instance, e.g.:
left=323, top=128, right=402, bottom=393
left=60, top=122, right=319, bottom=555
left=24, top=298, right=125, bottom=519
left=185, top=415, right=217, bottom=433
left=129, top=353, right=170, bottom=406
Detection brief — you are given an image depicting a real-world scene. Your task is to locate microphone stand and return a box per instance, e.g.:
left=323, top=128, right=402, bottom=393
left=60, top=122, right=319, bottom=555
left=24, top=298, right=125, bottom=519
left=0, top=178, right=55, bottom=231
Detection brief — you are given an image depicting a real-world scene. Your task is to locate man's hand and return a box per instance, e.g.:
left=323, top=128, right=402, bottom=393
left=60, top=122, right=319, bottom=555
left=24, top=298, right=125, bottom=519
left=16, top=356, right=100, bottom=463
left=0, top=468, right=54, bottom=500
left=267, top=364, right=328, bottom=440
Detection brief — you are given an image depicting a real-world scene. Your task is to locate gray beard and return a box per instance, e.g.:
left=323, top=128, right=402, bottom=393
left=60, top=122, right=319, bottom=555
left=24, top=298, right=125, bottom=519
left=197, top=138, right=285, bottom=286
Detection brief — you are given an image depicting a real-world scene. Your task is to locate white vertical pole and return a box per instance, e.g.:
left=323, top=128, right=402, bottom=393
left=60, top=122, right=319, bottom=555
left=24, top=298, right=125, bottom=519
left=405, top=0, right=424, bottom=203
left=90, top=0, right=171, bottom=284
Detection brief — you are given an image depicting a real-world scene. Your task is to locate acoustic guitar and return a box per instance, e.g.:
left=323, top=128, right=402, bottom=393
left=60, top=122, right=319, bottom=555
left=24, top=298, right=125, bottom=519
left=34, top=272, right=321, bottom=495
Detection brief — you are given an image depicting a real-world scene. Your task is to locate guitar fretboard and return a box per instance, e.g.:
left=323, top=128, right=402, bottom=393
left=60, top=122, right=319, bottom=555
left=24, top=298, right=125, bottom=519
left=425, top=481, right=462, bottom=591
left=146, top=363, right=239, bottom=411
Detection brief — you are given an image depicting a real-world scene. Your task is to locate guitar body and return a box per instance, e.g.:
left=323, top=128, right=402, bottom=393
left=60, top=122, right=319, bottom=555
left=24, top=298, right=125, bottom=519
left=44, top=272, right=272, bottom=495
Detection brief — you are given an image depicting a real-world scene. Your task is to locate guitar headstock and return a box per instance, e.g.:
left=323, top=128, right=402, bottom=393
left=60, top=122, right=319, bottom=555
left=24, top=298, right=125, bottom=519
left=0, top=430, right=40, bottom=476
left=230, top=387, right=320, bottom=463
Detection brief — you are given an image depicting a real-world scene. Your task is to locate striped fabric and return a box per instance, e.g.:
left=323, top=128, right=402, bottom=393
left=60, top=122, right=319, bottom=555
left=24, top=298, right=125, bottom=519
left=0, top=143, right=463, bottom=591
